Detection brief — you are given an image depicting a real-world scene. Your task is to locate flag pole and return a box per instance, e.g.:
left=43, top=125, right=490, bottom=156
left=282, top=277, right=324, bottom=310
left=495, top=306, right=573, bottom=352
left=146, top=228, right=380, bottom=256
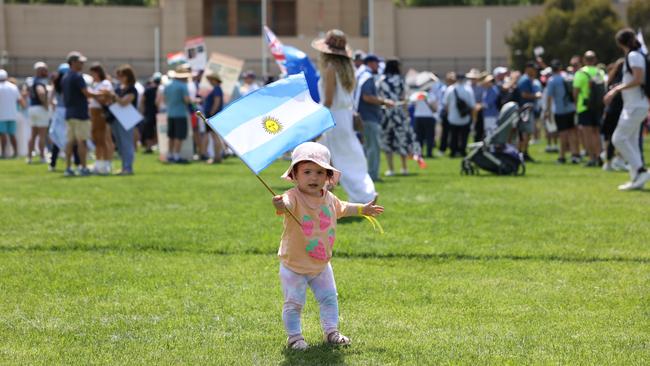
left=196, top=111, right=302, bottom=226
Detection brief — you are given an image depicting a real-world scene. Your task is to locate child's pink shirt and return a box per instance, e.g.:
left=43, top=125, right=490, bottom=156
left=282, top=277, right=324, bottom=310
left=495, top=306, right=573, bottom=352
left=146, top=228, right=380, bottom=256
left=277, top=187, right=353, bottom=275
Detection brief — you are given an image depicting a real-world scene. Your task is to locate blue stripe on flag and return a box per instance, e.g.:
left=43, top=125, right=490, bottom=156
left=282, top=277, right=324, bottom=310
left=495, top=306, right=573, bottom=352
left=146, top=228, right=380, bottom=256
left=208, top=74, right=308, bottom=136
left=239, top=107, right=334, bottom=174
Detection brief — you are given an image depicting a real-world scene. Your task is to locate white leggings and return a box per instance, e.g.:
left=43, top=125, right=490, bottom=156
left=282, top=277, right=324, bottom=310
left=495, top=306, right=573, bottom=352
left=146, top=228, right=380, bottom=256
left=279, top=263, right=339, bottom=337
left=612, top=107, right=647, bottom=178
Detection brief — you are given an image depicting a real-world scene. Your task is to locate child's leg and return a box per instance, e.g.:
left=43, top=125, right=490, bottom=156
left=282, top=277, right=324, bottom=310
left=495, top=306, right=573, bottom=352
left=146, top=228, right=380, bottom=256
left=308, top=263, right=339, bottom=336
left=279, top=263, right=308, bottom=338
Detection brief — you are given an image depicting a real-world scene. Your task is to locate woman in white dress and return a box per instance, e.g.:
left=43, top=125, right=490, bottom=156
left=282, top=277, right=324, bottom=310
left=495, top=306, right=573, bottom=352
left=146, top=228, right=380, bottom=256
left=312, top=29, right=376, bottom=203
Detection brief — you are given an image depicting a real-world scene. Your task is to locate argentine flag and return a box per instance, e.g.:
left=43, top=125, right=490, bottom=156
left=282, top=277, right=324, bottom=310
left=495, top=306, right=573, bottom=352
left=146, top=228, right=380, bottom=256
left=206, top=73, right=335, bottom=174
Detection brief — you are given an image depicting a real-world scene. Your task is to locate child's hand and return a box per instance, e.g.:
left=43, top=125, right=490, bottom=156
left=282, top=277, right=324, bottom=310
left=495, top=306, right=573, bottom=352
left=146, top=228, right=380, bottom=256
left=272, top=195, right=286, bottom=211
left=361, top=196, right=384, bottom=217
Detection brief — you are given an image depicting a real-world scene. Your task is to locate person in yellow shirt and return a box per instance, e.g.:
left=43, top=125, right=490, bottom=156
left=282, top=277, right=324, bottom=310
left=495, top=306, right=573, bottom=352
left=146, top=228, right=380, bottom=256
left=272, top=142, right=383, bottom=350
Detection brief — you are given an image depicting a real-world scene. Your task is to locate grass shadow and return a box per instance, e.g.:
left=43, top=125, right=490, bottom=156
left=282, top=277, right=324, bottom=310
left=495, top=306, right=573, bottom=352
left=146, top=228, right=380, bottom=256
left=281, top=343, right=347, bottom=366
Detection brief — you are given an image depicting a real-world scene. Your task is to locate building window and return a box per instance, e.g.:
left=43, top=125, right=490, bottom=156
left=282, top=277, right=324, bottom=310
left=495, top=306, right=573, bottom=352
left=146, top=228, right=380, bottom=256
left=270, top=0, right=296, bottom=36
left=204, top=0, right=229, bottom=36
left=238, top=0, right=262, bottom=36
left=204, top=0, right=296, bottom=37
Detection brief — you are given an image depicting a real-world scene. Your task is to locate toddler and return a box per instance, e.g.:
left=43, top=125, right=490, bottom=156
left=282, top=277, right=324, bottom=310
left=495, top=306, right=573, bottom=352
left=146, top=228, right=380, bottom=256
left=272, top=142, right=384, bottom=350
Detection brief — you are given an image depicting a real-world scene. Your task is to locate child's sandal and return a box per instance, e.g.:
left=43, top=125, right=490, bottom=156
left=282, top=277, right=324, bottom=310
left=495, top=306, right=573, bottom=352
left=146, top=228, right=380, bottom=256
left=326, top=330, right=351, bottom=346
left=287, top=335, right=308, bottom=350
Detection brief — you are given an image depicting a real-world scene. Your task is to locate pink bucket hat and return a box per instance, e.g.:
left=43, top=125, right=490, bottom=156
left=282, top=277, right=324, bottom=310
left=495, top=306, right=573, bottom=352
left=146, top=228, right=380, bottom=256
left=281, top=142, right=341, bottom=184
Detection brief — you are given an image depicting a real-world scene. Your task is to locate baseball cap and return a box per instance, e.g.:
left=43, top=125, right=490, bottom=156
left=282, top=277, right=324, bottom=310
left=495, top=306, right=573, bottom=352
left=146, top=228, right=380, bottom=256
left=33, top=61, right=48, bottom=70
left=58, top=63, right=70, bottom=73
left=363, top=54, right=380, bottom=64
left=66, top=51, right=87, bottom=64
left=0, top=69, right=7, bottom=81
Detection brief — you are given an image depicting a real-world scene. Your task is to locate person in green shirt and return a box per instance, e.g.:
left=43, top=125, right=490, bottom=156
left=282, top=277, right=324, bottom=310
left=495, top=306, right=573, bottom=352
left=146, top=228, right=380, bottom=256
left=572, top=50, right=606, bottom=167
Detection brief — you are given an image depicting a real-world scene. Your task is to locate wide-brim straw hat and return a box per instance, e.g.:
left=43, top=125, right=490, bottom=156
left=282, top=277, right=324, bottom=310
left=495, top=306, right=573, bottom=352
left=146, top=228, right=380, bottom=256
left=167, top=63, right=192, bottom=79
left=465, top=68, right=487, bottom=79
left=311, top=29, right=353, bottom=58
left=406, top=70, right=439, bottom=91
left=204, top=70, right=222, bottom=82
left=281, top=142, right=341, bottom=185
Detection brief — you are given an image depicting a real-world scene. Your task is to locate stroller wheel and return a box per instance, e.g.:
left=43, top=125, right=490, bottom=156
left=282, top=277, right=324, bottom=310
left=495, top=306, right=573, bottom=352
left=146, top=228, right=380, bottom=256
left=461, top=160, right=472, bottom=175
left=517, top=162, right=526, bottom=176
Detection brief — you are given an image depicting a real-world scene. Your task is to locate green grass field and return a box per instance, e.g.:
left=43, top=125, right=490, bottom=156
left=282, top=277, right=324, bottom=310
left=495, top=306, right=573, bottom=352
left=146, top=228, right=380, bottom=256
left=1, top=144, right=649, bottom=365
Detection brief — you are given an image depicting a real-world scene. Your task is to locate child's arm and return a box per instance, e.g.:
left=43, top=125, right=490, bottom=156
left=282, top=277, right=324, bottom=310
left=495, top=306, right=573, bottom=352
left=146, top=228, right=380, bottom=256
left=272, top=194, right=293, bottom=216
left=340, top=196, right=384, bottom=218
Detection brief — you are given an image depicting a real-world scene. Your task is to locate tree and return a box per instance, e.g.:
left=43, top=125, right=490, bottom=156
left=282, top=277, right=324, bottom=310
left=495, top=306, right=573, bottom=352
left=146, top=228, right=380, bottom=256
left=506, top=0, right=623, bottom=71
left=399, top=0, right=543, bottom=5
left=627, top=0, right=650, bottom=45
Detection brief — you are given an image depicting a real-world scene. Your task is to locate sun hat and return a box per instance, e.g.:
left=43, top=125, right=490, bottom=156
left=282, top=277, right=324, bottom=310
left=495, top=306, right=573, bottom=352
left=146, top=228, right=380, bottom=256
left=33, top=61, right=48, bottom=70
left=281, top=142, right=341, bottom=185
left=492, top=66, right=508, bottom=77
left=465, top=68, right=485, bottom=79
left=167, top=63, right=192, bottom=79
left=311, top=29, right=353, bottom=59
left=66, top=51, right=87, bottom=64
left=406, top=71, right=439, bottom=91
left=205, top=70, right=222, bottom=82
left=0, top=69, right=7, bottom=81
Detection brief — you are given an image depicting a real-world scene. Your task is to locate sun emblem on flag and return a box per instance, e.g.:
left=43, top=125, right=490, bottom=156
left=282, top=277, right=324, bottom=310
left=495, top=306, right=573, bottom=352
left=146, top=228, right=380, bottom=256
left=262, top=116, right=282, bottom=134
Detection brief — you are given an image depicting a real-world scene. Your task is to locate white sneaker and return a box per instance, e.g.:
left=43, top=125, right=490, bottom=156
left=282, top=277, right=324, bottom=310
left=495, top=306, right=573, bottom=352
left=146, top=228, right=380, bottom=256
left=629, top=171, right=650, bottom=190
left=602, top=162, right=614, bottom=172
left=92, top=160, right=103, bottom=174
left=384, top=170, right=394, bottom=177
left=618, top=181, right=635, bottom=191
left=611, top=157, right=628, bottom=171
left=104, top=161, right=113, bottom=175
left=400, top=169, right=409, bottom=176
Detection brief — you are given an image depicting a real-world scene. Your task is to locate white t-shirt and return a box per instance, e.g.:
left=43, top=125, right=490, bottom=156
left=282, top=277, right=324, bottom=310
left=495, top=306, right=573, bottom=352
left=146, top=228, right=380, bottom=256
left=411, top=89, right=437, bottom=118
left=0, top=81, right=21, bottom=120
left=622, top=50, right=649, bottom=109
left=88, top=79, right=113, bottom=109
left=443, top=82, right=476, bottom=126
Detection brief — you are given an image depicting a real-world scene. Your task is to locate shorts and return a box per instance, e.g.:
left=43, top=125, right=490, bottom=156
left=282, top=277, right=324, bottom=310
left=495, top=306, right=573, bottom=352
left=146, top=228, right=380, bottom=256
left=167, top=116, right=188, bottom=140
left=577, top=110, right=600, bottom=127
left=28, top=106, right=50, bottom=128
left=517, top=116, right=535, bottom=134
left=66, top=119, right=91, bottom=141
left=554, top=112, right=576, bottom=132
left=0, top=120, right=17, bottom=135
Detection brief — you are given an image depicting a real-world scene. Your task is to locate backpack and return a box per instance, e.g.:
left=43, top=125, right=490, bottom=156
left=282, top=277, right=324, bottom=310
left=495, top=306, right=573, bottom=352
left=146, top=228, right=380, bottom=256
left=624, top=50, right=650, bottom=99
left=562, top=75, right=575, bottom=104
left=453, top=87, right=472, bottom=117
left=580, top=68, right=605, bottom=115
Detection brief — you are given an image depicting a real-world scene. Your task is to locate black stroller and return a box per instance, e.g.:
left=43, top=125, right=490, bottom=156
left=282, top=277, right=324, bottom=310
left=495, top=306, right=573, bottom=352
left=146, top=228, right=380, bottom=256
left=461, top=102, right=533, bottom=176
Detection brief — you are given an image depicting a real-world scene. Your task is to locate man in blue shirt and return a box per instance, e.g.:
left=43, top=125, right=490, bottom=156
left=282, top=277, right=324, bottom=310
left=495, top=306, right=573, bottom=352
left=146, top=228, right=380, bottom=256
left=355, top=54, right=394, bottom=181
left=163, top=66, right=192, bottom=163
left=516, top=61, right=542, bottom=162
left=545, top=59, right=579, bottom=164
left=62, top=51, right=94, bottom=177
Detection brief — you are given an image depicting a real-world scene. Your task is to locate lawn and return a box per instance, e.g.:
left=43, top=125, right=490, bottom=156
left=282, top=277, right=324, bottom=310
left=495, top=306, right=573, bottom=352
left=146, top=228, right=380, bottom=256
left=1, top=144, right=649, bottom=365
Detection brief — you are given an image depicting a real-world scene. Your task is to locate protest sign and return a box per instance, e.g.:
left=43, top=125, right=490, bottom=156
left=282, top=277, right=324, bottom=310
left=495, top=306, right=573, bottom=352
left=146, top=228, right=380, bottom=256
left=185, top=37, right=207, bottom=72
left=199, top=52, right=244, bottom=101
left=109, top=103, right=143, bottom=131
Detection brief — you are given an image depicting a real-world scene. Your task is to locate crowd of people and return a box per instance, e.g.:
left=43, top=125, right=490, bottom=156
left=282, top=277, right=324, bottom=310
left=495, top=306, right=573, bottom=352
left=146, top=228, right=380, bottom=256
left=0, top=27, right=648, bottom=190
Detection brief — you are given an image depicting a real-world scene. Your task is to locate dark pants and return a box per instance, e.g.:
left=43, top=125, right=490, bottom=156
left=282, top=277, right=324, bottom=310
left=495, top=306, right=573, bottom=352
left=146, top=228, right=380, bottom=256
left=449, top=124, right=470, bottom=157
left=473, top=110, right=484, bottom=142
left=414, top=117, right=436, bottom=157
left=439, top=114, right=450, bottom=153
left=50, top=143, right=80, bottom=168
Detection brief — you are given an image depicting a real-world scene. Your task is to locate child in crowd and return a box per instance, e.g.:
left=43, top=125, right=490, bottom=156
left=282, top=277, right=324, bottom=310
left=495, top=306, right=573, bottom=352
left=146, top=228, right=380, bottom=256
left=272, top=142, right=384, bottom=350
